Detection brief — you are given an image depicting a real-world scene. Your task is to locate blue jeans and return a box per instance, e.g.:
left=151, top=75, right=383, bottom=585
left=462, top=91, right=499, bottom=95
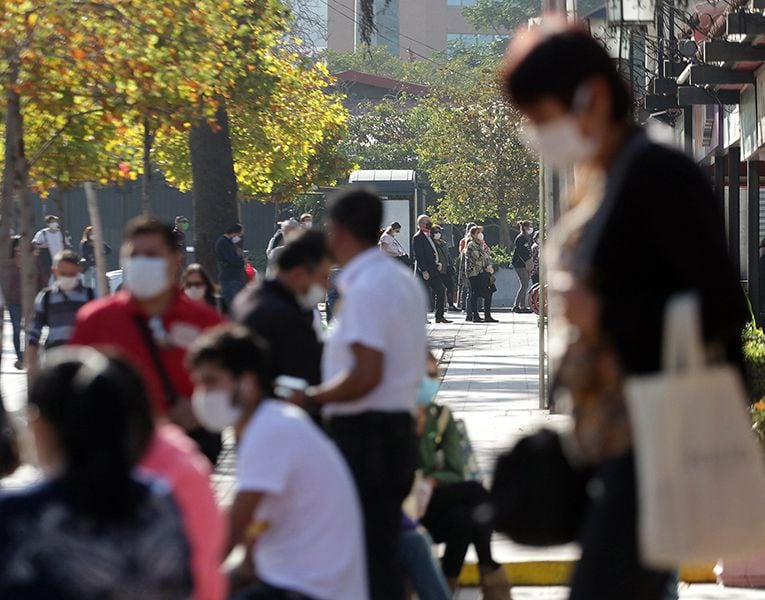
left=7, top=304, right=22, bottom=362
left=220, top=279, right=245, bottom=308
left=400, top=529, right=450, bottom=600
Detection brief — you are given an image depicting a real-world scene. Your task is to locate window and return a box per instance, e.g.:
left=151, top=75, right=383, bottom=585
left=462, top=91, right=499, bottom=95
left=446, top=32, right=508, bottom=56
left=447, top=0, right=476, bottom=6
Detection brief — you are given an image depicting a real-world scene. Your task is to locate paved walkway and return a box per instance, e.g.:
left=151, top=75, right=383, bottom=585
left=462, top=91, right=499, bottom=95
left=427, top=309, right=576, bottom=565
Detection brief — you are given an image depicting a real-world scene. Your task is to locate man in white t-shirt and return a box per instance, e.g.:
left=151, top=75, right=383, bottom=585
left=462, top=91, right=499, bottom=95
left=302, top=187, right=428, bottom=600
left=32, top=215, right=67, bottom=272
left=188, top=324, right=368, bottom=600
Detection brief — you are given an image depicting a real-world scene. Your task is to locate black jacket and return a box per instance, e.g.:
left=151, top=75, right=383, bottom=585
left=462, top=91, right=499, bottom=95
left=512, top=234, right=532, bottom=269
left=583, top=133, right=748, bottom=375
left=215, top=235, right=245, bottom=282
left=232, top=279, right=323, bottom=386
left=412, top=230, right=439, bottom=277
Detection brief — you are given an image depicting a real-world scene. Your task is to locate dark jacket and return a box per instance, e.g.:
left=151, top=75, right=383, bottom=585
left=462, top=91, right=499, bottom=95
left=412, top=230, right=439, bottom=277
left=215, top=235, right=245, bottom=283
left=434, top=240, right=453, bottom=276
left=80, top=239, right=112, bottom=269
left=582, top=133, right=748, bottom=375
left=512, top=234, right=532, bottom=269
left=232, top=279, right=322, bottom=386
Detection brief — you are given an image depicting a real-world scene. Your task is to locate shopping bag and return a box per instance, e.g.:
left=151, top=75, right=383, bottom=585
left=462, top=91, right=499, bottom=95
left=625, top=293, right=765, bottom=570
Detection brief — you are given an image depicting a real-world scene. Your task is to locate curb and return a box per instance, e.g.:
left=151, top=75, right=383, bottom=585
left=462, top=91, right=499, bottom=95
left=458, top=561, right=716, bottom=587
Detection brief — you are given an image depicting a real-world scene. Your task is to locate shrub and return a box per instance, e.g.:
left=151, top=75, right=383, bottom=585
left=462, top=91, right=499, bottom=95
left=743, top=322, right=765, bottom=405
left=490, top=246, right=513, bottom=270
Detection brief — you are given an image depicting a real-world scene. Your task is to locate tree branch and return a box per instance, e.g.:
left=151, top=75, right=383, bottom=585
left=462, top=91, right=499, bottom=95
left=28, top=108, right=105, bottom=167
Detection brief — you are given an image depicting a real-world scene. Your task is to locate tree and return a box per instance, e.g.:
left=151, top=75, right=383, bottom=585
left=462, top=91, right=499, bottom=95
left=418, top=76, right=538, bottom=250
left=463, top=0, right=540, bottom=32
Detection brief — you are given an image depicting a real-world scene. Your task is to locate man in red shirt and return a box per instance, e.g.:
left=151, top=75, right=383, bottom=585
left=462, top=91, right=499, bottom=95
left=70, top=217, right=224, bottom=463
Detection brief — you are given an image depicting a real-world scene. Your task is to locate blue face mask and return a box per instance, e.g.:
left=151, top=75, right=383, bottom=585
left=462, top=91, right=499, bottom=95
left=416, top=377, right=440, bottom=407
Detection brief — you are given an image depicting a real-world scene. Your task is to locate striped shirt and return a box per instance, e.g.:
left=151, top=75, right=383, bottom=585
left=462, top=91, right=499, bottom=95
left=28, top=284, right=93, bottom=349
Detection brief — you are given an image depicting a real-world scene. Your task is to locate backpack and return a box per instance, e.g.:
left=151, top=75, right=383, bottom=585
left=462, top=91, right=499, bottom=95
left=432, top=404, right=483, bottom=484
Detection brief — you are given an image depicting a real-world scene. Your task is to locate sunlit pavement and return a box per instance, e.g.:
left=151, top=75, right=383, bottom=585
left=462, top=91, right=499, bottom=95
left=456, top=585, right=765, bottom=599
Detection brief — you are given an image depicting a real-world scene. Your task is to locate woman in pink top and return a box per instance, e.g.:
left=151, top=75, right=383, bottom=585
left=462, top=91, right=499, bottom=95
left=140, top=424, right=228, bottom=600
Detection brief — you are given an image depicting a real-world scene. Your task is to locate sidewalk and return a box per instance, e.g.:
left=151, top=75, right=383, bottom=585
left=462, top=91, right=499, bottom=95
left=427, top=309, right=576, bottom=570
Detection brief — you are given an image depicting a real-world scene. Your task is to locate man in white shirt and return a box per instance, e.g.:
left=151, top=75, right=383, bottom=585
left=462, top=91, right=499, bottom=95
left=304, top=187, right=428, bottom=600
left=188, top=325, right=368, bottom=600
left=32, top=215, right=67, bottom=272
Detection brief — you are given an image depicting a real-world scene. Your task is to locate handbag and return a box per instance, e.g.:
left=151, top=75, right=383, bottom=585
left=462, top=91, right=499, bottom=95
left=625, top=293, right=765, bottom=570
left=489, top=429, right=591, bottom=546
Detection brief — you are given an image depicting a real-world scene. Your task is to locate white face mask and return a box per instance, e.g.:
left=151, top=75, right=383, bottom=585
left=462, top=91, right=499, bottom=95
left=522, top=84, right=598, bottom=169
left=433, top=233, right=442, bottom=240
left=123, top=256, right=170, bottom=300
left=184, top=286, right=206, bottom=301
left=298, top=283, right=326, bottom=310
left=191, top=388, right=242, bottom=433
left=477, top=233, right=485, bottom=241
left=303, top=221, right=313, bottom=229
left=48, top=222, right=60, bottom=231
left=231, top=235, right=242, bottom=244
left=57, top=275, right=79, bottom=292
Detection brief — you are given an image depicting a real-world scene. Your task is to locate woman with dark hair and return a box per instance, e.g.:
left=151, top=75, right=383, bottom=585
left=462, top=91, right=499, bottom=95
left=0, top=348, right=192, bottom=598
left=511, top=220, right=534, bottom=313
left=501, top=21, right=748, bottom=600
left=182, top=263, right=227, bottom=314
left=379, top=221, right=412, bottom=267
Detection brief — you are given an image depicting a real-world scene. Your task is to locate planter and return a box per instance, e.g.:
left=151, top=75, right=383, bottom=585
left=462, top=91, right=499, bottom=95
left=717, top=555, right=765, bottom=587
left=492, top=267, right=521, bottom=308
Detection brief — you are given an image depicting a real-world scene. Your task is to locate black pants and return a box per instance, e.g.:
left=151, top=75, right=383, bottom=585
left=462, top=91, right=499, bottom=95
left=188, top=427, right=223, bottom=466
left=421, top=480, right=498, bottom=579
left=440, top=273, right=455, bottom=307
left=231, top=581, right=318, bottom=600
left=469, top=274, right=493, bottom=319
left=327, top=412, right=417, bottom=600
left=570, top=453, right=672, bottom=600
left=421, top=275, right=445, bottom=319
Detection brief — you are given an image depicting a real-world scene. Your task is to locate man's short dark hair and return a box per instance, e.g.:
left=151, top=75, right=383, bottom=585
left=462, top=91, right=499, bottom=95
left=187, top=324, right=272, bottom=390
left=276, top=230, right=329, bottom=272
left=327, top=186, right=382, bottom=245
left=226, top=223, right=244, bottom=235
left=124, top=216, right=178, bottom=253
left=54, top=249, right=80, bottom=267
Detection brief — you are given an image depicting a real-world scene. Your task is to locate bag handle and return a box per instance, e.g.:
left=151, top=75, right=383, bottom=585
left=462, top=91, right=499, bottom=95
left=133, top=315, right=179, bottom=406
left=662, top=293, right=706, bottom=373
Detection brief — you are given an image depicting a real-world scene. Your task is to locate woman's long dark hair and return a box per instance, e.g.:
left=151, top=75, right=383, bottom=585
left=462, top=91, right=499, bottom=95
left=29, top=349, right=154, bottom=523
left=181, top=263, right=219, bottom=307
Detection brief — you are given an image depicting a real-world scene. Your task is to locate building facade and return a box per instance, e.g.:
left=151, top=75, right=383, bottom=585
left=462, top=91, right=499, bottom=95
left=325, top=0, right=505, bottom=58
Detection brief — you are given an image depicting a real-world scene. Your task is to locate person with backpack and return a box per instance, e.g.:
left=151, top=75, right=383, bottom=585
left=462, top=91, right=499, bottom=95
left=26, top=250, right=94, bottom=383
left=415, top=353, right=510, bottom=599
left=32, top=215, right=70, bottom=276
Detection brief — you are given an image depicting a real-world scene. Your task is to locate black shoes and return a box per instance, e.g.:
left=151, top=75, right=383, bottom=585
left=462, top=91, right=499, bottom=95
left=485, top=316, right=499, bottom=323
left=512, top=307, right=533, bottom=314
left=436, top=317, right=453, bottom=324
left=473, top=316, right=484, bottom=322
left=447, top=305, right=458, bottom=312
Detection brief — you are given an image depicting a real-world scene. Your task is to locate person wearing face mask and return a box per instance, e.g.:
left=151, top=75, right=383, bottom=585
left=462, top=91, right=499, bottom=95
left=80, top=225, right=112, bottom=293
left=431, top=226, right=457, bottom=313
left=465, top=226, right=498, bottom=323
left=173, top=215, right=190, bottom=261
left=32, top=215, right=70, bottom=275
left=182, top=263, right=227, bottom=314
left=414, top=353, right=510, bottom=598
left=216, top=223, right=247, bottom=307
left=413, top=214, right=451, bottom=324
left=187, top=325, right=368, bottom=600
left=0, top=348, right=193, bottom=599
left=502, top=22, right=749, bottom=600
left=511, top=220, right=534, bottom=314
left=26, top=250, right=95, bottom=383
left=69, top=217, right=224, bottom=465
left=232, top=230, right=328, bottom=416
left=379, top=222, right=412, bottom=267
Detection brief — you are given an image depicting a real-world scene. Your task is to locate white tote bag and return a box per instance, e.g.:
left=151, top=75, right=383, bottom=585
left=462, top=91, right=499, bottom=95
left=625, top=293, right=765, bottom=570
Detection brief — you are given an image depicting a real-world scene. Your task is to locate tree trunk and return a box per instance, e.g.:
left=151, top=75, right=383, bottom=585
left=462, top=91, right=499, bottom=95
left=497, top=205, right=514, bottom=251
left=0, top=63, right=21, bottom=368
left=141, top=116, right=153, bottom=216
left=84, top=183, right=108, bottom=297
left=189, top=105, right=239, bottom=282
